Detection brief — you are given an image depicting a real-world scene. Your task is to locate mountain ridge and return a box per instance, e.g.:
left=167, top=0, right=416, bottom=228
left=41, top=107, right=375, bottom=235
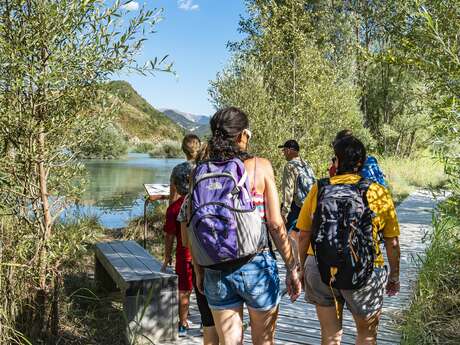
left=159, top=108, right=209, bottom=125
left=105, top=81, right=184, bottom=143
left=160, top=108, right=210, bottom=137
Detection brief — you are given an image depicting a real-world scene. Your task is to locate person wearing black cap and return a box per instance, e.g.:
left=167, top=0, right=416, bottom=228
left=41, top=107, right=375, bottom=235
left=278, top=140, right=315, bottom=238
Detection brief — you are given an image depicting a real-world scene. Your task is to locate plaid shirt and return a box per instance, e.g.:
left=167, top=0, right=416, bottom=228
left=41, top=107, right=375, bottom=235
left=281, top=157, right=315, bottom=217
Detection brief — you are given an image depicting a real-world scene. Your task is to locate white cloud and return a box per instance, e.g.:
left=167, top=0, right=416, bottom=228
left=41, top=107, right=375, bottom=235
left=178, top=0, right=199, bottom=11
left=121, top=1, right=139, bottom=11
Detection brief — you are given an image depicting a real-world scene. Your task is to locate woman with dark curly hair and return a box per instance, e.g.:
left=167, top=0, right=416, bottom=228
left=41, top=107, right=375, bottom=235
left=187, top=107, right=301, bottom=345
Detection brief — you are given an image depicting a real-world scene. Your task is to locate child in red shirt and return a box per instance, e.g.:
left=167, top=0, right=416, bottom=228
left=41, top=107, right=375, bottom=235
left=162, top=160, right=194, bottom=337
left=163, top=195, right=192, bottom=336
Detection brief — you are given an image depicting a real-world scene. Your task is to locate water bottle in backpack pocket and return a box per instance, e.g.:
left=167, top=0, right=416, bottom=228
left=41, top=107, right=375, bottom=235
left=187, top=158, right=268, bottom=267
left=311, top=178, right=375, bottom=290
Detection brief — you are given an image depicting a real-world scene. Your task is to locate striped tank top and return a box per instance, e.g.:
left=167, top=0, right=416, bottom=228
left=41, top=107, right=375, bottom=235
left=251, top=158, right=266, bottom=222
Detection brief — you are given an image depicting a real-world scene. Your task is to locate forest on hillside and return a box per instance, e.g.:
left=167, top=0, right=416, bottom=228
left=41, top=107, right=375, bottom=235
left=0, top=1, right=458, bottom=344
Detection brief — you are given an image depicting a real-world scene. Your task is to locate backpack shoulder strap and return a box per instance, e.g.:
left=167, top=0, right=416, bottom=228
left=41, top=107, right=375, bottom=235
left=311, top=178, right=330, bottom=243
left=356, top=177, right=372, bottom=207
left=316, top=178, right=330, bottom=198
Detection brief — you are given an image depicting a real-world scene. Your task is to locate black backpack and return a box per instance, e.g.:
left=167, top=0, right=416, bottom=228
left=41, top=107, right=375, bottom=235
left=311, top=178, right=375, bottom=290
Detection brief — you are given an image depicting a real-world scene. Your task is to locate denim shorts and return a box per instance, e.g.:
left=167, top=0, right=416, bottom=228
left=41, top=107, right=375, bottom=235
left=304, top=256, right=388, bottom=318
left=204, top=251, right=280, bottom=311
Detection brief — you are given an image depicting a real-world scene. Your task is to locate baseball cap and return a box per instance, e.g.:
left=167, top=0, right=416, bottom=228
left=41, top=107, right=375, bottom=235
left=278, top=139, right=300, bottom=151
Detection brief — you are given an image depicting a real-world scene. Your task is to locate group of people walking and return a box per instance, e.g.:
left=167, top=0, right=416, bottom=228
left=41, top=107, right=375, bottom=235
left=161, top=107, right=400, bottom=345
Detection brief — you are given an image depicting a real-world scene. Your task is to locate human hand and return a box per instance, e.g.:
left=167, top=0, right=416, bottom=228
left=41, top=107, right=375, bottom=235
left=286, top=269, right=301, bottom=302
left=386, top=276, right=400, bottom=296
left=149, top=194, right=168, bottom=202
left=299, top=268, right=305, bottom=291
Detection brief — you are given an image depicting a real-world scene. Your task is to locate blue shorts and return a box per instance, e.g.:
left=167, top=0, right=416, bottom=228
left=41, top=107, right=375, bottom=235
left=204, top=251, right=280, bottom=311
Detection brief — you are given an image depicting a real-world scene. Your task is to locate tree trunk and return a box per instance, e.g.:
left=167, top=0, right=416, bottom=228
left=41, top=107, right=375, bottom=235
left=405, top=130, right=416, bottom=157
left=32, top=125, right=54, bottom=340
left=37, top=127, right=52, bottom=289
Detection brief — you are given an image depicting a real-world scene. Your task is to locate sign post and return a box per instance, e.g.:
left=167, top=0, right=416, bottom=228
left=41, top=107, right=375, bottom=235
left=143, top=184, right=169, bottom=249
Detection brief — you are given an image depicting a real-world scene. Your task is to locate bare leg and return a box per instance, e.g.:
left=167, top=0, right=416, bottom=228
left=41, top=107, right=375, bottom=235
left=203, top=326, right=220, bottom=345
left=353, top=311, right=381, bottom=345
left=316, top=305, right=344, bottom=345
left=248, top=305, right=279, bottom=345
left=179, top=290, right=191, bottom=327
left=211, top=306, right=244, bottom=345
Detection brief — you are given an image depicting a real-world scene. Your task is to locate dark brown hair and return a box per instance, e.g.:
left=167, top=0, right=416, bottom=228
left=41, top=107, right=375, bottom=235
left=208, top=107, right=252, bottom=161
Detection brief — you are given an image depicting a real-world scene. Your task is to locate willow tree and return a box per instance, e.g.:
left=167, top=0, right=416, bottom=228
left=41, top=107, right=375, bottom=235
left=392, top=0, right=460, bottom=212
left=0, top=0, right=169, bottom=342
left=211, top=0, right=370, bottom=176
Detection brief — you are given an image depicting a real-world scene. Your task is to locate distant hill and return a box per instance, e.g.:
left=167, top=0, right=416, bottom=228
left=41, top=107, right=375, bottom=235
left=160, top=108, right=210, bottom=137
left=105, top=81, right=184, bottom=143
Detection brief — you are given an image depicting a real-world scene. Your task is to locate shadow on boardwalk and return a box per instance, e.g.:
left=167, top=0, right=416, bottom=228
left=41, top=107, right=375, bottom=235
left=162, top=190, right=441, bottom=345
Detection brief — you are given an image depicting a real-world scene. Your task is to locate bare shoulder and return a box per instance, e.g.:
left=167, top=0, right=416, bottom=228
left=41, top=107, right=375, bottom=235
left=244, top=156, right=273, bottom=171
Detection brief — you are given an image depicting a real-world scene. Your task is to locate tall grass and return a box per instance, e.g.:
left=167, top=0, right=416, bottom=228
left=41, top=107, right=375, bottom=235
left=123, top=201, right=168, bottom=259
left=401, top=202, right=460, bottom=344
left=380, top=155, right=447, bottom=204
left=0, top=215, right=104, bottom=344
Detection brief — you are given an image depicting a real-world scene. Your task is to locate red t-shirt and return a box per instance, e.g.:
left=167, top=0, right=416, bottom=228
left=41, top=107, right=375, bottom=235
left=164, top=196, right=192, bottom=262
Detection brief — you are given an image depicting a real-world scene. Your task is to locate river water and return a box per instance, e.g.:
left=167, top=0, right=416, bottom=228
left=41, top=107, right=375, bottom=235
left=65, top=153, right=183, bottom=228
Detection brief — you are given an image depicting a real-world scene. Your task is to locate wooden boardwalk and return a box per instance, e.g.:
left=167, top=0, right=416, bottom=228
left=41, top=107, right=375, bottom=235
left=163, top=190, right=440, bottom=345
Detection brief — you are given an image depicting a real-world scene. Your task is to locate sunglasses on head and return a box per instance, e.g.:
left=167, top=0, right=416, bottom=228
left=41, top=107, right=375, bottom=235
left=243, top=128, right=252, bottom=140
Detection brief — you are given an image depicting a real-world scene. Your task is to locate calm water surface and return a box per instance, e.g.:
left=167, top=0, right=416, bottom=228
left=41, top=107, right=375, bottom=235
left=66, top=153, right=183, bottom=228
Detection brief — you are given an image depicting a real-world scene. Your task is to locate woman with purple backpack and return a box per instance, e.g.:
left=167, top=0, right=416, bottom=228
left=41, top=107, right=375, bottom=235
left=187, top=107, right=301, bottom=345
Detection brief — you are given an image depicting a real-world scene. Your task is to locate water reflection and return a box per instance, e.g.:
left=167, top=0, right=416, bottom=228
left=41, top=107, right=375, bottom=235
left=65, top=153, right=183, bottom=228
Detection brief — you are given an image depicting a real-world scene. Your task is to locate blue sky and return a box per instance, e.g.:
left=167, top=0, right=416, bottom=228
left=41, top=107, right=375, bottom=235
left=117, top=0, right=247, bottom=116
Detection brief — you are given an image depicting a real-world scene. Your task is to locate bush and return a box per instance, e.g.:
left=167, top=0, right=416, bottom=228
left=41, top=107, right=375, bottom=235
left=0, top=214, right=104, bottom=344
left=148, top=140, right=183, bottom=158
left=401, top=203, right=460, bottom=344
left=78, top=125, right=128, bottom=159
left=131, top=141, right=155, bottom=153
left=123, top=201, right=168, bottom=259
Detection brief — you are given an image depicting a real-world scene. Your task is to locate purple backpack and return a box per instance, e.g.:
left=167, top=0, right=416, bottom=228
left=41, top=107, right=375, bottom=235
left=187, top=158, right=267, bottom=266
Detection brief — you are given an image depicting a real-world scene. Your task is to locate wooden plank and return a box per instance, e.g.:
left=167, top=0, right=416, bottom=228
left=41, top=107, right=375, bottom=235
left=122, top=240, right=163, bottom=273
left=97, top=240, right=177, bottom=293
left=114, top=241, right=178, bottom=292
left=95, top=242, right=132, bottom=290
left=109, top=241, right=155, bottom=278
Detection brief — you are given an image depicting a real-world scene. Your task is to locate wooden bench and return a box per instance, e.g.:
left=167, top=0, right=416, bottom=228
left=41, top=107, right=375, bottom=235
left=95, top=240, right=178, bottom=344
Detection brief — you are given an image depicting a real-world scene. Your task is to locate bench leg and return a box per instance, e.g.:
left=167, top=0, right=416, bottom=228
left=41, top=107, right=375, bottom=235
left=95, top=255, right=117, bottom=292
left=123, top=285, right=178, bottom=344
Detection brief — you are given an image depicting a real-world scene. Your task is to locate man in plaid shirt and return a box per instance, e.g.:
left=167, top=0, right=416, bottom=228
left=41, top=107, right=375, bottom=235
left=279, top=140, right=315, bottom=238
